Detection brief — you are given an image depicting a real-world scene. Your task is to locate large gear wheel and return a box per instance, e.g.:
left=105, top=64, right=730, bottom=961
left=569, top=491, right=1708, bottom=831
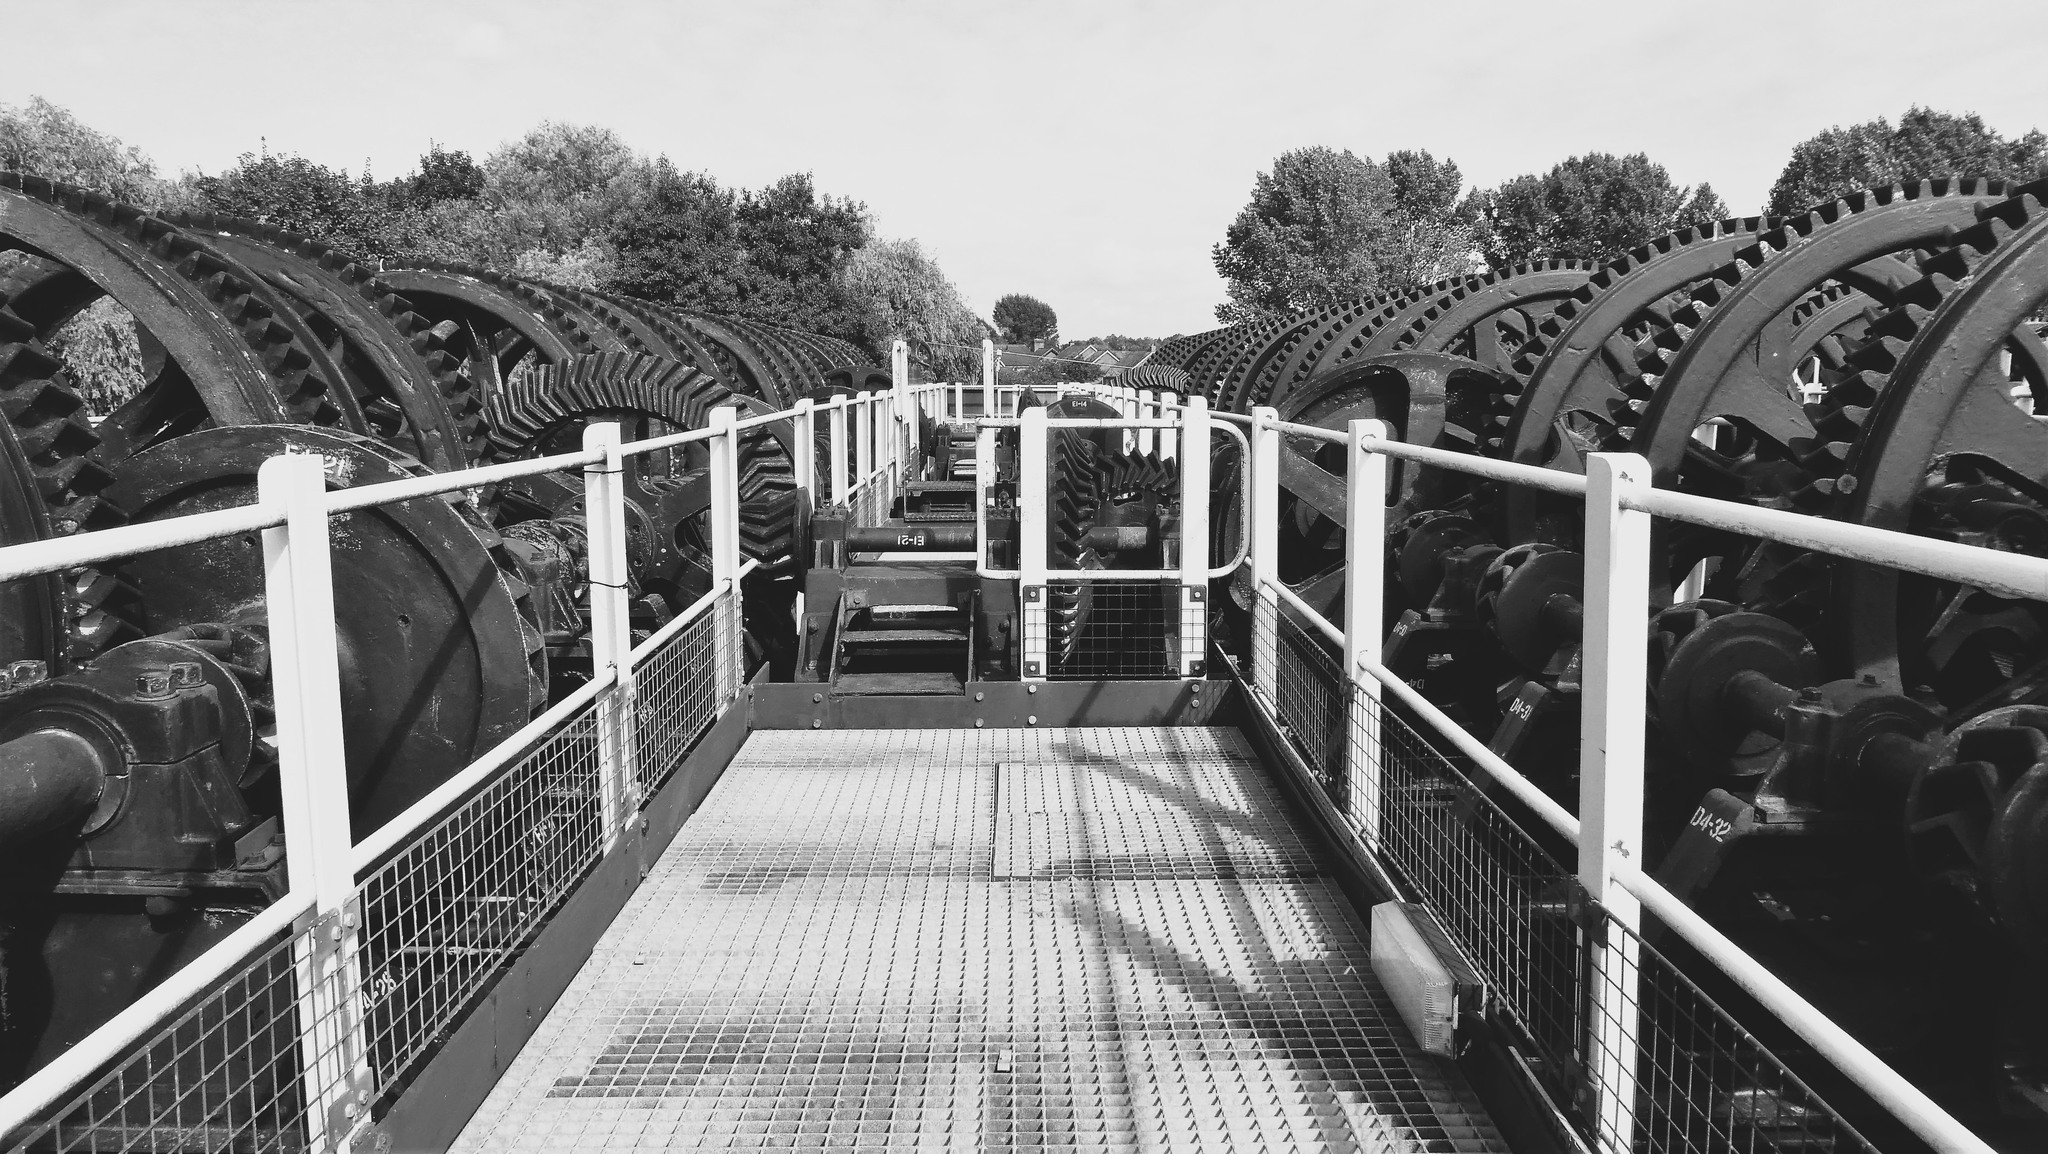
left=1909, top=705, right=2048, bottom=965
left=167, top=215, right=487, bottom=472
left=379, top=261, right=601, bottom=404
left=1491, top=216, right=1770, bottom=479
left=1786, top=181, right=2048, bottom=705
left=482, top=352, right=803, bottom=582
left=1044, top=421, right=1103, bottom=665
left=0, top=179, right=400, bottom=663
left=101, top=425, right=544, bottom=829
left=0, top=176, right=355, bottom=442
left=480, top=351, right=807, bottom=677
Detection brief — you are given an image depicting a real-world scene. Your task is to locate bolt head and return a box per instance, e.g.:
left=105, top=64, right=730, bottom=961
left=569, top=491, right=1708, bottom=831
left=974, top=692, right=985, bottom=702
left=1027, top=684, right=1038, bottom=695
left=1027, top=715, right=1037, bottom=726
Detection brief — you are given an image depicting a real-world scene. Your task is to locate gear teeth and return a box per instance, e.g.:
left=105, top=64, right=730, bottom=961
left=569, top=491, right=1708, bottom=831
left=483, top=352, right=803, bottom=578
left=0, top=294, right=131, bottom=664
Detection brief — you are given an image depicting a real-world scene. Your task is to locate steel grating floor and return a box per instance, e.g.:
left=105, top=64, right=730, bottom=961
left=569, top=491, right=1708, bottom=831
left=453, top=728, right=1509, bottom=1151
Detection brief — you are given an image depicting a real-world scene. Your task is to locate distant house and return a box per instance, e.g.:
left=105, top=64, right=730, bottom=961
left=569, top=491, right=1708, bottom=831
left=989, top=340, right=1156, bottom=379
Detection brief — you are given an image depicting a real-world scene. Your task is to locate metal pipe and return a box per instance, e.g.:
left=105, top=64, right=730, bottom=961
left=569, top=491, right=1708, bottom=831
left=1724, top=669, right=1797, bottom=737
left=0, top=729, right=106, bottom=841
left=846, top=524, right=977, bottom=552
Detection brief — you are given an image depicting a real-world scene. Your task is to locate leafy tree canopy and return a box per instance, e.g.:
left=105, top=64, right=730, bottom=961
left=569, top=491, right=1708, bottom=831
left=992, top=293, right=1058, bottom=344
left=189, top=149, right=386, bottom=251
left=1211, top=146, right=1480, bottom=324
left=604, top=159, right=743, bottom=310
left=1465, top=152, right=1726, bottom=269
left=1766, top=106, right=2048, bottom=216
left=1069, top=334, right=1156, bottom=351
left=0, top=97, right=161, bottom=205
left=405, top=145, right=484, bottom=206
left=845, top=237, right=984, bottom=380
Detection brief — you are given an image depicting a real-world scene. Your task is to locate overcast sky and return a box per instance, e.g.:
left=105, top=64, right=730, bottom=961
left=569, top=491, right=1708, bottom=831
left=9, top=0, right=2047, bottom=339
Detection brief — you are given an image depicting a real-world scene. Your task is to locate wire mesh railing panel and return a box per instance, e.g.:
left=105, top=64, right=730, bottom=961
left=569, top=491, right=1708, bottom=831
left=1272, top=609, right=1345, bottom=796
left=635, top=592, right=729, bottom=794
left=8, top=915, right=332, bottom=1154
left=1045, top=580, right=1184, bottom=679
left=355, top=706, right=604, bottom=1098
left=1364, top=698, right=1590, bottom=1095
left=1586, top=913, right=1879, bottom=1154
left=845, top=464, right=894, bottom=529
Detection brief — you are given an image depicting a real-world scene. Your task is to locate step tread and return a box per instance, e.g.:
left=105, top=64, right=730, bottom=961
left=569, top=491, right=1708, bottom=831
left=841, top=628, right=969, bottom=643
left=833, top=672, right=965, bottom=696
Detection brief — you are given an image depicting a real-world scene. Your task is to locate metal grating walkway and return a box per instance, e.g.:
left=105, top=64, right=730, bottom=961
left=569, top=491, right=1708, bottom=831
left=454, top=728, right=1509, bottom=1151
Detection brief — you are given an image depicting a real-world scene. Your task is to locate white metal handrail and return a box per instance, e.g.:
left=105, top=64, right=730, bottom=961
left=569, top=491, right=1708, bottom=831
left=1223, top=398, right=2006, bottom=1154
left=0, top=341, right=933, bottom=1151
left=1, top=351, right=2022, bottom=1154
left=1081, top=382, right=2048, bottom=595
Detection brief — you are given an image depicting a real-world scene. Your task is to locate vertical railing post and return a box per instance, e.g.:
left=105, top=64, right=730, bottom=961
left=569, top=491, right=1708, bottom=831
left=1159, top=393, right=1179, bottom=462
left=1119, top=384, right=1138, bottom=453
left=792, top=398, right=817, bottom=512
left=1138, top=389, right=1157, bottom=455
left=879, top=392, right=896, bottom=502
left=1343, top=420, right=1389, bottom=846
left=792, top=397, right=815, bottom=625
left=1249, top=406, right=1281, bottom=704
left=262, top=453, right=371, bottom=1151
left=582, top=422, right=638, bottom=841
left=1178, top=395, right=1211, bottom=678
left=892, top=338, right=914, bottom=473
left=1580, top=452, right=1650, bottom=1154
left=953, top=381, right=964, bottom=422
left=1018, top=405, right=1049, bottom=680
left=828, top=396, right=849, bottom=509
left=981, top=337, right=996, bottom=420
left=855, top=391, right=875, bottom=521
left=709, top=407, right=744, bottom=702
left=975, top=424, right=998, bottom=575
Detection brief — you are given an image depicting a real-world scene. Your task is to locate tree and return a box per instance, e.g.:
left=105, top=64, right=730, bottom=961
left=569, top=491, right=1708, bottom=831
left=729, top=173, right=870, bottom=339
left=1211, top=146, right=1482, bottom=324
left=0, top=96, right=162, bottom=205
left=1386, top=149, right=1463, bottom=219
left=1071, top=334, right=1156, bottom=352
left=1466, top=153, right=1726, bottom=269
left=992, top=294, right=1058, bottom=345
left=1212, top=147, right=1396, bottom=324
left=406, top=145, right=484, bottom=206
left=604, top=161, right=743, bottom=310
left=474, top=121, right=642, bottom=281
left=187, top=150, right=388, bottom=252
left=1380, top=149, right=1485, bottom=289
left=603, top=165, right=872, bottom=344
left=1766, top=106, right=2048, bottom=216
left=0, top=98, right=165, bottom=411
left=844, top=237, right=984, bottom=380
